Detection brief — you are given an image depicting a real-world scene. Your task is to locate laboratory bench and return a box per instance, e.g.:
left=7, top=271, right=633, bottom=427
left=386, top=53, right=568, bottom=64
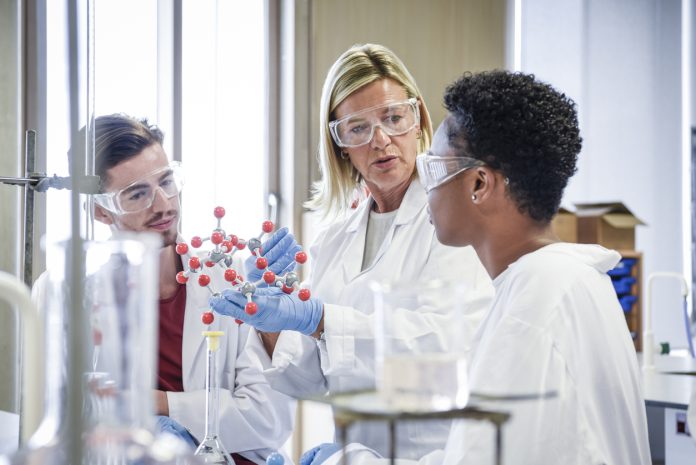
left=641, top=354, right=696, bottom=464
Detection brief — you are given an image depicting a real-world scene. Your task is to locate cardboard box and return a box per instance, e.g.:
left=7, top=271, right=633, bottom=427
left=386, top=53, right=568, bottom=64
left=574, top=202, right=645, bottom=250
left=551, top=207, right=578, bottom=243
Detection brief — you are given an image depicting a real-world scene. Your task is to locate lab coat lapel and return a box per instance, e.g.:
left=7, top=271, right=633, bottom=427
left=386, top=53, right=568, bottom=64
left=341, top=197, right=371, bottom=283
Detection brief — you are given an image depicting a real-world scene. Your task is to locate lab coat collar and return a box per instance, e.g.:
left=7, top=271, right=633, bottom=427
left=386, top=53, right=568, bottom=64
left=393, top=178, right=427, bottom=226
left=345, top=178, right=425, bottom=233
left=341, top=179, right=426, bottom=281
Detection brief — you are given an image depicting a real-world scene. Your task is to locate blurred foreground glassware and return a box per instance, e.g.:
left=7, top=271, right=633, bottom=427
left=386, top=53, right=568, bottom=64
left=372, top=279, right=473, bottom=411
left=194, top=331, right=235, bottom=464
left=7, top=234, right=200, bottom=465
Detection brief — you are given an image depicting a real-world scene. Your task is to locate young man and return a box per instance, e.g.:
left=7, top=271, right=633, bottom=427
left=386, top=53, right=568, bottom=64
left=89, top=114, right=296, bottom=464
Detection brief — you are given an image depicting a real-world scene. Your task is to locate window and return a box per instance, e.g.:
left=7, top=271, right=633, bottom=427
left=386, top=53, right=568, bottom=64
left=180, top=0, right=266, bottom=240
left=45, top=0, right=267, bottom=250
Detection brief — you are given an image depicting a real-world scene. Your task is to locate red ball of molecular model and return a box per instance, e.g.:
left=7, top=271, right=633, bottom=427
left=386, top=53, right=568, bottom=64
left=175, top=206, right=310, bottom=326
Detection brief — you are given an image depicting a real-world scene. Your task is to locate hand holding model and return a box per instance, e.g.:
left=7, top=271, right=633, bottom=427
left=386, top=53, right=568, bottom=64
left=175, top=206, right=311, bottom=326
left=209, top=286, right=323, bottom=336
left=244, top=228, right=302, bottom=284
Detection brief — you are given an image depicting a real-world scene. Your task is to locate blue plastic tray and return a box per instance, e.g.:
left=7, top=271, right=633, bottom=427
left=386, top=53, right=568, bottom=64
left=608, top=258, right=637, bottom=277
left=612, top=276, right=636, bottom=294
left=618, top=294, right=637, bottom=312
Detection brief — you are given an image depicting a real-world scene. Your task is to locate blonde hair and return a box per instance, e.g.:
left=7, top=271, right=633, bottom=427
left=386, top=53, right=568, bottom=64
left=305, top=43, right=433, bottom=217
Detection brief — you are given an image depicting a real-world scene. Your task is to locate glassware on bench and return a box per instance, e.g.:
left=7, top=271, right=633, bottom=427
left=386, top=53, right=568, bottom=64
left=372, top=279, right=474, bottom=412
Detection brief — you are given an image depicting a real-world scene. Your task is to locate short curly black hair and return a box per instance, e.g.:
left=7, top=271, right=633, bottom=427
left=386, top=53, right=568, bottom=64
left=443, top=70, right=582, bottom=223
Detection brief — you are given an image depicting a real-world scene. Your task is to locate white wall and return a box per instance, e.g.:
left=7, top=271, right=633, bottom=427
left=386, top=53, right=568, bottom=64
left=520, top=0, right=686, bottom=348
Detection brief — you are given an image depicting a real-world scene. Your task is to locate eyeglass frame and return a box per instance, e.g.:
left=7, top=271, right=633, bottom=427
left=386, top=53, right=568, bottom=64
left=92, top=161, right=184, bottom=215
left=416, top=153, right=485, bottom=193
left=328, top=97, right=420, bottom=148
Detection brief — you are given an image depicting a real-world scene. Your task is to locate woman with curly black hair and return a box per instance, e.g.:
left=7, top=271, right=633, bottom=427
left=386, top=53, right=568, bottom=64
left=412, top=70, right=650, bottom=464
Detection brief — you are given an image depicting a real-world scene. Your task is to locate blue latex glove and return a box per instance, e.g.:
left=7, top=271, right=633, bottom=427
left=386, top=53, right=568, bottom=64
left=244, top=228, right=302, bottom=284
left=154, top=415, right=198, bottom=450
left=265, top=452, right=285, bottom=465
left=209, top=286, right=323, bottom=336
left=300, top=443, right=342, bottom=465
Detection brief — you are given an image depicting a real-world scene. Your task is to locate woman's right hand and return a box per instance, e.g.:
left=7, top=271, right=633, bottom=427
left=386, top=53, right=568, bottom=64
left=209, top=287, right=323, bottom=336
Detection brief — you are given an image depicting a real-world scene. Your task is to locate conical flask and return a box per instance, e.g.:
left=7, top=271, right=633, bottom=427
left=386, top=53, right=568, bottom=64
left=194, top=331, right=235, bottom=465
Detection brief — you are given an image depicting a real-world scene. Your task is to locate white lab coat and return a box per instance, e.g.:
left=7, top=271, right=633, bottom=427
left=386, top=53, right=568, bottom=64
left=31, top=245, right=296, bottom=465
left=167, top=245, right=296, bottom=464
left=322, top=243, right=652, bottom=465
left=260, top=180, right=494, bottom=459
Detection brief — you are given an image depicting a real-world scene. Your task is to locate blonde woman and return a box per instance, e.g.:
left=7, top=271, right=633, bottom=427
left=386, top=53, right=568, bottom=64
left=211, top=44, right=493, bottom=460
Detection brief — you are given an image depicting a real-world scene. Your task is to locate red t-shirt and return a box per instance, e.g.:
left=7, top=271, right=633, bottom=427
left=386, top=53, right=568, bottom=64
left=158, top=284, right=186, bottom=392
left=231, top=454, right=257, bottom=465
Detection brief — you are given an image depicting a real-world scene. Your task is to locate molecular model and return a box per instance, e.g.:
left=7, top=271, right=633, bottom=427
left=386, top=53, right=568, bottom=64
left=174, top=206, right=309, bottom=325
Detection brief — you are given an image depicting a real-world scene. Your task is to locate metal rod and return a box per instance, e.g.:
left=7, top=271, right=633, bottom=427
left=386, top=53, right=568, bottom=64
left=172, top=0, right=182, bottom=163
left=389, top=420, right=395, bottom=465
left=66, top=0, right=86, bottom=464
left=84, top=0, right=95, bottom=240
left=495, top=423, right=502, bottom=465
left=23, top=130, right=36, bottom=287
left=339, top=423, right=347, bottom=465
left=0, top=176, right=37, bottom=186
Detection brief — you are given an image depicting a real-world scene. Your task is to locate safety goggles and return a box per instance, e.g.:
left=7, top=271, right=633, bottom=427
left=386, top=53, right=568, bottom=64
left=93, top=161, right=184, bottom=214
left=416, top=153, right=484, bottom=193
left=329, top=98, right=420, bottom=148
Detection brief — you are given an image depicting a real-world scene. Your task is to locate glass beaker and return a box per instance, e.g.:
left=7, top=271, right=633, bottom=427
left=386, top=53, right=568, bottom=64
left=372, top=279, right=474, bottom=411
left=81, top=233, right=198, bottom=464
left=7, top=234, right=200, bottom=465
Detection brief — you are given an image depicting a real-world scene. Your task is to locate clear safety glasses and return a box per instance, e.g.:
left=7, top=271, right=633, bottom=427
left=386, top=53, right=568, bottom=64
left=329, top=98, right=420, bottom=148
left=93, top=161, right=184, bottom=214
left=416, top=153, right=484, bottom=193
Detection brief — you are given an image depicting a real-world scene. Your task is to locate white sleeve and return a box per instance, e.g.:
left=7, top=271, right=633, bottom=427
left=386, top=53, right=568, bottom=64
left=168, top=323, right=296, bottom=457
left=320, top=239, right=492, bottom=382
left=257, top=329, right=329, bottom=398
left=442, top=316, right=569, bottom=465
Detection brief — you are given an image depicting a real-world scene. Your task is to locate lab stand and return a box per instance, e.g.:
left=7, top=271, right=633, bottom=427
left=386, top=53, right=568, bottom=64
left=313, top=390, right=518, bottom=465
